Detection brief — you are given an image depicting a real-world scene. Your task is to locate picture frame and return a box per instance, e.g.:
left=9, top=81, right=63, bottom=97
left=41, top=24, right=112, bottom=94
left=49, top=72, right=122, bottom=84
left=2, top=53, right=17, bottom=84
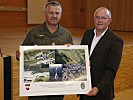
left=20, top=45, right=91, bottom=96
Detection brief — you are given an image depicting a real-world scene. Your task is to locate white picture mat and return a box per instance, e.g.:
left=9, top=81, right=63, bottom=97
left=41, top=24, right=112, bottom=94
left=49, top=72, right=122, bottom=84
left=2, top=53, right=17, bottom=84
left=20, top=45, right=91, bottom=96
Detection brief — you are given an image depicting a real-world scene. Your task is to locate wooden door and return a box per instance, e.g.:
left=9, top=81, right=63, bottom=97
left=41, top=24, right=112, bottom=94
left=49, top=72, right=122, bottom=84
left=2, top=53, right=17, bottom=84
left=86, top=0, right=111, bottom=28
left=71, top=0, right=87, bottom=28
left=114, top=0, right=133, bottom=31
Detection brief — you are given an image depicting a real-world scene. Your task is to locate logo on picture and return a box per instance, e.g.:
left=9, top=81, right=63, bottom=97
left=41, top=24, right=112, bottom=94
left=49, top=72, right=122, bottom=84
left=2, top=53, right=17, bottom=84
left=81, top=82, right=85, bottom=89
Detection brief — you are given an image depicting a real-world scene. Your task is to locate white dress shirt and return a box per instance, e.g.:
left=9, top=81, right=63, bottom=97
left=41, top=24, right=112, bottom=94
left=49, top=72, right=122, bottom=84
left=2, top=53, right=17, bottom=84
left=90, top=28, right=108, bottom=56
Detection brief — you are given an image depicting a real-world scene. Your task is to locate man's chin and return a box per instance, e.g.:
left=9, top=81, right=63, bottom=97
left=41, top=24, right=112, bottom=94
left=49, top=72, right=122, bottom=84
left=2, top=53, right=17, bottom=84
left=51, top=23, right=58, bottom=26
left=96, top=26, right=106, bottom=30
left=51, top=24, right=58, bottom=26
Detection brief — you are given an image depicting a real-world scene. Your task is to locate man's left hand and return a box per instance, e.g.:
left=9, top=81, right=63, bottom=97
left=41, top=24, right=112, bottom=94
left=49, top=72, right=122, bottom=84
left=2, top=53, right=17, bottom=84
left=86, top=87, right=99, bottom=96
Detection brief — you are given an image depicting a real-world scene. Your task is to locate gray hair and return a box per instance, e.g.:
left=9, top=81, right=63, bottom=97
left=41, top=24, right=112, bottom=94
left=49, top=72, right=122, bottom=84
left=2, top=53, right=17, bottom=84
left=94, top=7, right=112, bottom=19
left=44, top=1, right=62, bottom=13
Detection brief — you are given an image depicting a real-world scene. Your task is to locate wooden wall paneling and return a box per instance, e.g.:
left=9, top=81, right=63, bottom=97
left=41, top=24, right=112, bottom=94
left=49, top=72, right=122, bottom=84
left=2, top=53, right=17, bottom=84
left=0, top=6, right=27, bottom=12
left=86, top=0, right=111, bottom=28
left=0, top=11, right=27, bottom=27
left=0, top=0, right=27, bottom=27
left=52, top=0, right=86, bottom=28
left=71, top=0, right=82, bottom=27
left=81, top=0, right=87, bottom=28
left=108, top=0, right=120, bottom=30
left=117, top=0, right=133, bottom=31
left=71, top=0, right=87, bottom=28
left=86, top=0, right=93, bottom=28
left=86, top=0, right=133, bottom=31
left=0, top=0, right=1, bottom=3
left=127, top=0, right=133, bottom=31
left=56, top=0, right=74, bottom=27
left=0, top=0, right=26, bottom=7
left=109, top=0, right=133, bottom=31
left=0, top=0, right=132, bottom=31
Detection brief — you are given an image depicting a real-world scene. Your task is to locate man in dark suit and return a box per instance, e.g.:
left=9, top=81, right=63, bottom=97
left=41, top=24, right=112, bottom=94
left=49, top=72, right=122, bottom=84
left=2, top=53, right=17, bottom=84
left=80, top=7, right=124, bottom=100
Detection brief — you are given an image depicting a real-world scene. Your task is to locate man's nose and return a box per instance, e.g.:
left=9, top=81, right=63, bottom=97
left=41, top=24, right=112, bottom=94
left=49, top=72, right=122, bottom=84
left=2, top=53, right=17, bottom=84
left=53, top=13, right=57, bottom=17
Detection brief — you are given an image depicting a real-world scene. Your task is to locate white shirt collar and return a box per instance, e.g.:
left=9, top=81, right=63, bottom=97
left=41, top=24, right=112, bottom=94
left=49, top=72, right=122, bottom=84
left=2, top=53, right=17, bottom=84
left=94, top=27, right=108, bottom=38
left=89, top=28, right=108, bottom=56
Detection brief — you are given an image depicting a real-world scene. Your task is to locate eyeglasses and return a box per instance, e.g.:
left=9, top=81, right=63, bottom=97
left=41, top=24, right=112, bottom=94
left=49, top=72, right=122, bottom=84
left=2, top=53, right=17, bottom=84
left=95, top=16, right=110, bottom=20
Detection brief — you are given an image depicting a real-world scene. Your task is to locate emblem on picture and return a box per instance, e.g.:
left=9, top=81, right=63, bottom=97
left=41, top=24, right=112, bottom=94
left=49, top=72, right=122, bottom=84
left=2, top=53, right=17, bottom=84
left=25, top=84, right=30, bottom=91
left=81, top=82, right=85, bottom=89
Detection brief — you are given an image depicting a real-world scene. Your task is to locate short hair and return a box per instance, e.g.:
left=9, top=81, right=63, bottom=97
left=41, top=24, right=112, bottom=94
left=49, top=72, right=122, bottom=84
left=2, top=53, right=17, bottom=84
left=94, top=7, right=112, bottom=19
left=44, top=1, right=62, bottom=13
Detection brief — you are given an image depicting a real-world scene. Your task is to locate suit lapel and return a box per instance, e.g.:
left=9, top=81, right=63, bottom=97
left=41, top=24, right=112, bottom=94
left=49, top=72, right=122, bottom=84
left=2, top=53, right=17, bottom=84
left=88, top=32, right=95, bottom=55
left=90, top=30, right=110, bottom=59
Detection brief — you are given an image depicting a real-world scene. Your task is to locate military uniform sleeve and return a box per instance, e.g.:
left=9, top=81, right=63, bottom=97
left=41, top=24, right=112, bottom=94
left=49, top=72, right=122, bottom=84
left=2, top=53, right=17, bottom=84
left=22, top=30, right=33, bottom=46
left=68, top=31, right=73, bottom=44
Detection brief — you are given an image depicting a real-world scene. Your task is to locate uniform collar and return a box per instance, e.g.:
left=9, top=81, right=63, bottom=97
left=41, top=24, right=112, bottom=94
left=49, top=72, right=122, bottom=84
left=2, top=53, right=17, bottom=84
left=40, top=22, right=63, bottom=35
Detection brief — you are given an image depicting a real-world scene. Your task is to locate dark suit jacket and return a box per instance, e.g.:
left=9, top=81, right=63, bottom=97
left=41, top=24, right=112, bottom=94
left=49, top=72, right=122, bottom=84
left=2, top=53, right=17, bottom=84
left=81, top=29, right=123, bottom=99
